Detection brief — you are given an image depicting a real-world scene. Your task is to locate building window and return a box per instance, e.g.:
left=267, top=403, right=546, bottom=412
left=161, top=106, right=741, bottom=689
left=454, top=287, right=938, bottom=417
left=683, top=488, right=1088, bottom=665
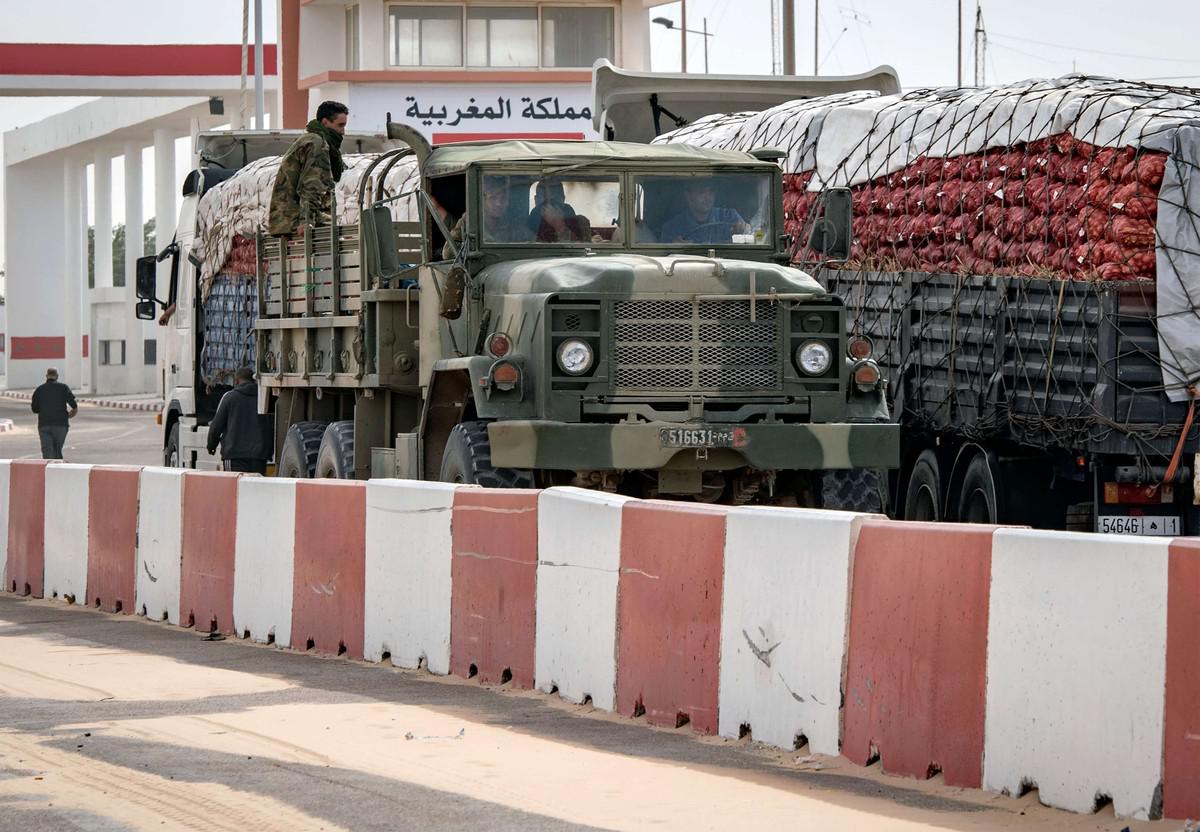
left=386, top=4, right=616, bottom=69
left=144, top=338, right=156, bottom=366
left=100, top=340, right=126, bottom=367
left=389, top=5, right=463, bottom=67
left=542, top=7, right=614, bottom=67
left=467, top=7, right=538, bottom=67
left=346, top=4, right=361, bottom=70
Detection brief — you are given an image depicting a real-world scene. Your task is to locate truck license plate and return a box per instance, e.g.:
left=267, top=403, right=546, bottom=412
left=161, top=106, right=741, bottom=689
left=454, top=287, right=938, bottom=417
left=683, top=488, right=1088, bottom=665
left=1096, top=515, right=1180, bottom=536
left=659, top=428, right=736, bottom=449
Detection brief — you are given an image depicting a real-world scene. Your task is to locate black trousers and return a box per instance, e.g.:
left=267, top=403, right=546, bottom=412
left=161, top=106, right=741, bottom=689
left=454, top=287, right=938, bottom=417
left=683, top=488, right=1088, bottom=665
left=224, top=458, right=268, bottom=475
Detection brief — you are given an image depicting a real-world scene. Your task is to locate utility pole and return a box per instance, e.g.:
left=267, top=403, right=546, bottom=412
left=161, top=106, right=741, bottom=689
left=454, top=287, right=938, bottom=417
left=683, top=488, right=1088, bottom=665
left=957, top=0, right=963, bottom=87
left=702, top=17, right=709, bottom=73
left=973, top=2, right=986, bottom=87
left=680, top=0, right=688, bottom=73
left=254, top=0, right=265, bottom=128
left=783, top=0, right=795, bottom=74
left=813, top=0, right=819, bottom=75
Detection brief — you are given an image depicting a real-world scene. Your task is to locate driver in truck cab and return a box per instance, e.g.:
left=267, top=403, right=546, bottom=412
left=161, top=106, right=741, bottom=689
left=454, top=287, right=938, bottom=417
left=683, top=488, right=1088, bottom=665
left=661, top=180, right=750, bottom=244
left=267, top=100, right=349, bottom=237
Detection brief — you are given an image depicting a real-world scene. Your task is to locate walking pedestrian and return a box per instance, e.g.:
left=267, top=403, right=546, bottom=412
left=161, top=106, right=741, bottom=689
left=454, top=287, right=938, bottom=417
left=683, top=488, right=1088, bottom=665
left=206, top=367, right=271, bottom=474
left=31, top=367, right=78, bottom=460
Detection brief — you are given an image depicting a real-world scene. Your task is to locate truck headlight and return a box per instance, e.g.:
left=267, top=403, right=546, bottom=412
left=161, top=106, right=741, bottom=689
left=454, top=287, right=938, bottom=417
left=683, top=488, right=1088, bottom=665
left=796, top=340, right=832, bottom=375
left=557, top=339, right=594, bottom=376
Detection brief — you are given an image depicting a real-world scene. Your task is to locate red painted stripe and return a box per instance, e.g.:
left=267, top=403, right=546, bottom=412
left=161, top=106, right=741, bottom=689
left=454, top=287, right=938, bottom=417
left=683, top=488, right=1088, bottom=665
left=432, top=132, right=585, bottom=144
left=1165, top=539, right=1200, bottom=819
left=11, top=336, right=65, bottom=360
left=81, top=334, right=88, bottom=359
left=0, top=43, right=277, bottom=77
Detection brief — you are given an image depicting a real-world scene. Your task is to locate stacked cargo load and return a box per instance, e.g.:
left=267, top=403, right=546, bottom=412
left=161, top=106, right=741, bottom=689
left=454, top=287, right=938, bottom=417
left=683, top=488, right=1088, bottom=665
left=657, top=77, right=1200, bottom=529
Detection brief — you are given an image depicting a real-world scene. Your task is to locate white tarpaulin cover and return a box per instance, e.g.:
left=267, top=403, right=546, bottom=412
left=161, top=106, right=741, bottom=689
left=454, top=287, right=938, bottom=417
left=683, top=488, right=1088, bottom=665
left=656, top=77, right=1200, bottom=401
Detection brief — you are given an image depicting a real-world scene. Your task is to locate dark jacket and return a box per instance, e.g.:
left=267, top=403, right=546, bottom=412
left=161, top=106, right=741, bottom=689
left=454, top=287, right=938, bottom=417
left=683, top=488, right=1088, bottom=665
left=31, top=380, right=77, bottom=428
left=207, top=382, right=268, bottom=460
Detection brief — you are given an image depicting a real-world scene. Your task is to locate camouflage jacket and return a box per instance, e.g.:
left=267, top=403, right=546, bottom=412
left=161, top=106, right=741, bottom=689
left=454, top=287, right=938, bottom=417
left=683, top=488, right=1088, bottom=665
left=267, top=133, right=334, bottom=236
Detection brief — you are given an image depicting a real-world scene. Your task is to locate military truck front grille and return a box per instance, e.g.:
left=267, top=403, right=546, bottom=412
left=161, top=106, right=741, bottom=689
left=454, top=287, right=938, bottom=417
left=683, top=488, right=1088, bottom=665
left=611, top=300, right=781, bottom=392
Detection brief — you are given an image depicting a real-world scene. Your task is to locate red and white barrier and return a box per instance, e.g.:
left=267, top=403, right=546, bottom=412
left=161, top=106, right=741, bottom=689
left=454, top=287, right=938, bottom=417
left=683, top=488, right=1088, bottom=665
left=535, top=488, right=630, bottom=710
left=4, top=464, right=1200, bottom=823
left=42, top=463, right=92, bottom=604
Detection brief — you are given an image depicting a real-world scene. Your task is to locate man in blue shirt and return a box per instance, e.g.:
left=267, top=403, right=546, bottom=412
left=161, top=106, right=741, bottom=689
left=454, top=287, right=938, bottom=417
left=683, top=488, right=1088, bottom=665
left=661, top=181, right=749, bottom=244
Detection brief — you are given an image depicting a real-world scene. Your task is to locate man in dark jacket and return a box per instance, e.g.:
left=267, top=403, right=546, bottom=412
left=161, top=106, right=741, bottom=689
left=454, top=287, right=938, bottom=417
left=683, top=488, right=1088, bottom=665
left=31, top=367, right=78, bottom=460
left=206, top=367, right=270, bottom=474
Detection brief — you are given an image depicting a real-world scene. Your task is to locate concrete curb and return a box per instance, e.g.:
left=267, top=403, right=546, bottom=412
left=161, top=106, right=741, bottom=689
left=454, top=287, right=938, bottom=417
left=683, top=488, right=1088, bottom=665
left=0, top=390, right=161, bottom=413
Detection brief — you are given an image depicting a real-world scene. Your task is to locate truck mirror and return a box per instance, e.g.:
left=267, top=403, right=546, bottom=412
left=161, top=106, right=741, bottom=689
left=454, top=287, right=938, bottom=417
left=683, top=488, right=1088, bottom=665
left=135, top=255, right=158, bottom=301
left=807, top=187, right=854, bottom=262
left=135, top=300, right=156, bottom=321
left=440, top=265, right=467, bottom=320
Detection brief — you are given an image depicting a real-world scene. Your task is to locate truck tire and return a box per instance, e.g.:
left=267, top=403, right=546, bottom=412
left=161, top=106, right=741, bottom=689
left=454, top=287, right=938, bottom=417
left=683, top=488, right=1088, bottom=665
left=439, top=421, right=534, bottom=489
left=903, top=451, right=943, bottom=521
left=277, top=421, right=327, bottom=479
left=957, top=454, right=1001, bottom=524
left=819, top=468, right=887, bottom=514
left=165, top=422, right=181, bottom=468
left=315, top=421, right=355, bottom=479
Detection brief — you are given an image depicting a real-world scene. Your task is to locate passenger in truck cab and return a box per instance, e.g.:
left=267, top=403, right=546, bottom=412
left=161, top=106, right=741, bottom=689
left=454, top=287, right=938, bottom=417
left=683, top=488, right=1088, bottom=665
left=267, top=100, right=349, bottom=237
left=661, top=180, right=750, bottom=244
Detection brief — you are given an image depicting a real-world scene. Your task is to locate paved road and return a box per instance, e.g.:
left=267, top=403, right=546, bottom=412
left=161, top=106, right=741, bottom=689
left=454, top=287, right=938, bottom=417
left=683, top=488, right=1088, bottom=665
left=0, top=398, right=162, bottom=466
left=0, top=596, right=1148, bottom=832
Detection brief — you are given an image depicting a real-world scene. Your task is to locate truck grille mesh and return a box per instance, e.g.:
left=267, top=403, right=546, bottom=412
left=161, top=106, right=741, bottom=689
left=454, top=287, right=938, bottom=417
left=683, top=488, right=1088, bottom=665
left=611, top=300, right=781, bottom=391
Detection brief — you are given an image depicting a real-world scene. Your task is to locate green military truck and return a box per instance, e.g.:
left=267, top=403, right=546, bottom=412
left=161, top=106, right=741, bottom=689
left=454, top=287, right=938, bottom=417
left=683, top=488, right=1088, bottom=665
left=141, top=126, right=898, bottom=507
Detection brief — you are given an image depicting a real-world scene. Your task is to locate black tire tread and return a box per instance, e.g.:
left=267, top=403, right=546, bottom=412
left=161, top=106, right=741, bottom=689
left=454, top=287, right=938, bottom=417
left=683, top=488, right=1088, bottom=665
left=441, top=421, right=534, bottom=489
left=316, top=421, right=355, bottom=479
left=819, top=468, right=887, bottom=514
left=279, top=421, right=327, bottom=478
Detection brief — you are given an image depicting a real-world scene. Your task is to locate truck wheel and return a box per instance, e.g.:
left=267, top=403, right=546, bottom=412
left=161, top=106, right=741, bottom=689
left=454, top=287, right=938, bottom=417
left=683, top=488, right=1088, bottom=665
left=439, top=421, right=534, bottom=489
left=277, top=421, right=327, bottom=478
left=165, top=422, right=181, bottom=468
left=903, top=451, right=942, bottom=521
left=819, top=468, right=887, bottom=513
left=315, top=421, right=355, bottom=479
left=957, top=454, right=1001, bottom=524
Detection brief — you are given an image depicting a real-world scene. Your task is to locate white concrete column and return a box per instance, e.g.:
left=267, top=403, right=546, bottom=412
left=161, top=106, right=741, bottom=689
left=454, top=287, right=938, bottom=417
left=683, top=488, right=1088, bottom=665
left=123, top=140, right=145, bottom=393
left=359, top=0, right=384, bottom=69
left=93, top=150, right=113, bottom=289
left=79, top=165, right=92, bottom=393
left=63, top=159, right=83, bottom=389
left=153, top=128, right=177, bottom=398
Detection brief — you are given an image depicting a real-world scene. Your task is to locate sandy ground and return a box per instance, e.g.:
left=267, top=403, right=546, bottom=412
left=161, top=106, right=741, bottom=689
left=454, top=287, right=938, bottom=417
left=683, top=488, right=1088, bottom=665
left=0, top=595, right=1172, bottom=832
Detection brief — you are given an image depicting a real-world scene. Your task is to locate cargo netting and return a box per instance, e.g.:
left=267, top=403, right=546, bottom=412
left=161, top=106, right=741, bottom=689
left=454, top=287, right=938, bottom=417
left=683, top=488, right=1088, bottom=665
left=200, top=237, right=259, bottom=387
left=657, top=77, right=1200, bottom=463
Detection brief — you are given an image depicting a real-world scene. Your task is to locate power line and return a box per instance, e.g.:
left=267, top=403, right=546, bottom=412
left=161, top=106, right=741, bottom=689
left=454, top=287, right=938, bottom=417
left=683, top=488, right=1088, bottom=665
left=990, top=32, right=1200, bottom=64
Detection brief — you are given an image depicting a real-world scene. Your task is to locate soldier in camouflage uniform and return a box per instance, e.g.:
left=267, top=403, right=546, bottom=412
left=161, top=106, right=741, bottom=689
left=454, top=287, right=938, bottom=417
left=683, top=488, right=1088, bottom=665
left=268, top=100, right=349, bottom=236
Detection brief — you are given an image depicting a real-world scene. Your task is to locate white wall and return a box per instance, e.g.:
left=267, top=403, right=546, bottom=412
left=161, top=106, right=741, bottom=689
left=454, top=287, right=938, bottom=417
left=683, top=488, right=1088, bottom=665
left=299, top=4, right=346, bottom=79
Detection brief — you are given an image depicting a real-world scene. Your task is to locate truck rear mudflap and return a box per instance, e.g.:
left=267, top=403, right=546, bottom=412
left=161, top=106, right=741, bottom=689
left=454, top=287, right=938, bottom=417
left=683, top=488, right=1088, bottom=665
left=487, top=420, right=899, bottom=472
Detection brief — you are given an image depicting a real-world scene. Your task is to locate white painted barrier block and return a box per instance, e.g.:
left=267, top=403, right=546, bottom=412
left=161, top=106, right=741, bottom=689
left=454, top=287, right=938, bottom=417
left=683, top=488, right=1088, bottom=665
left=233, top=477, right=296, bottom=647
left=0, top=460, right=10, bottom=590
left=719, top=506, right=870, bottom=755
left=534, top=488, right=631, bottom=711
left=364, top=480, right=463, bottom=674
left=135, top=467, right=186, bottom=624
left=984, top=529, right=1169, bottom=820
left=42, top=464, right=93, bottom=604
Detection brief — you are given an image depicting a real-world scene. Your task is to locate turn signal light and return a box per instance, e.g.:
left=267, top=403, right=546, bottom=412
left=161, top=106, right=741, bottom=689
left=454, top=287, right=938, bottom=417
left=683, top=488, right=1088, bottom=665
left=486, top=332, right=512, bottom=358
left=853, top=361, right=881, bottom=386
left=847, top=335, right=873, bottom=360
left=492, top=362, right=519, bottom=385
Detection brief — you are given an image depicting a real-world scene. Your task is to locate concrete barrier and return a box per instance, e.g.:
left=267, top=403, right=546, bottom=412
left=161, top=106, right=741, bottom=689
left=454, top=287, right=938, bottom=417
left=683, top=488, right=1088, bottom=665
left=984, top=529, right=1169, bottom=820
left=6, top=460, right=51, bottom=597
left=616, top=501, right=726, bottom=734
left=179, top=471, right=241, bottom=633
left=842, top=520, right=995, bottom=787
left=42, top=463, right=92, bottom=604
left=450, top=488, right=539, bottom=686
left=363, top=480, right=462, bottom=672
left=233, top=477, right=297, bottom=646
left=135, top=467, right=186, bottom=623
left=0, top=460, right=9, bottom=588
left=719, top=507, right=872, bottom=755
left=535, top=488, right=631, bottom=711
left=85, top=466, right=141, bottom=613
left=291, top=480, right=366, bottom=658
left=1165, top=539, right=1200, bottom=820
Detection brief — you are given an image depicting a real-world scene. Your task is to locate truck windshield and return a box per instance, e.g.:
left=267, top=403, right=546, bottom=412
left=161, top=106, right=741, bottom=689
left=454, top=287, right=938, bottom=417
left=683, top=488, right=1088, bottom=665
left=481, top=173, right=622, bottom=245
left=631, top=172, right=773, bottom=247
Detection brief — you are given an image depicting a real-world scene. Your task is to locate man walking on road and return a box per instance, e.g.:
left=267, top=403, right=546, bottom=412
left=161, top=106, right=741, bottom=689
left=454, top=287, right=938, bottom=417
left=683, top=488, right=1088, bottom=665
left=31, top=367, right=78, bottom=460
left=206, top=367, right=270, bottom=474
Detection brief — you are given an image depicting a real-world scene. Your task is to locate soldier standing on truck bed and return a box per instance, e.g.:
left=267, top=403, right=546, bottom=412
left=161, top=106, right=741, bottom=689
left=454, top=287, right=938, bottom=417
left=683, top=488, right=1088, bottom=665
left=267, top=100, right=349, bottom=236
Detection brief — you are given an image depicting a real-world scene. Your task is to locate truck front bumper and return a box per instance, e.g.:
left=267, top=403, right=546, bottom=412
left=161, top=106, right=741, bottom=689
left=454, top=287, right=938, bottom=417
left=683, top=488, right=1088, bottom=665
left=487, top=420, right=899, bottom=471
